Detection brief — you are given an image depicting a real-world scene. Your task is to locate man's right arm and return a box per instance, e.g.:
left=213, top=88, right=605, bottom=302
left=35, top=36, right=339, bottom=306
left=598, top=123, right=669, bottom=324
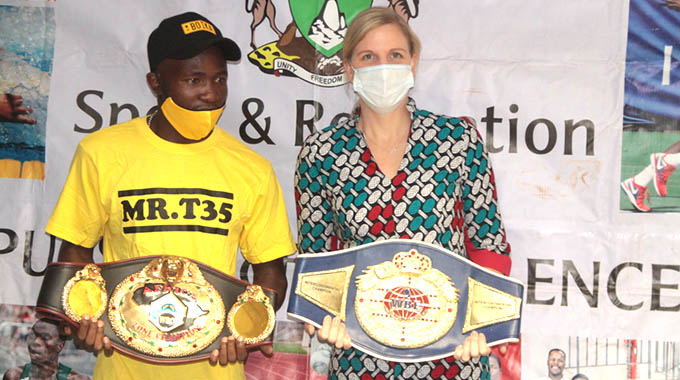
left=58, top=240, right=94, bottom=263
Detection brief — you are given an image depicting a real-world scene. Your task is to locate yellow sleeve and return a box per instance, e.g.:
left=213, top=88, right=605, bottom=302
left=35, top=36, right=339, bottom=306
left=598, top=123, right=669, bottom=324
left=45, top=143, right=108, bottom=248
left=239, top=165, right=295, bottom=263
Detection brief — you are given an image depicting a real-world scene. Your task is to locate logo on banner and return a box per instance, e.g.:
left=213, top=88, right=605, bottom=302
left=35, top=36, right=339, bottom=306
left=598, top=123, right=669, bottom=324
left=245, top=0, right=421, bottom=87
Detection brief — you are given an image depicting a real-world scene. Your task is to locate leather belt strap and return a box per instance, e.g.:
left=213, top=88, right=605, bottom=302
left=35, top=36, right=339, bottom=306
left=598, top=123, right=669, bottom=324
left=287, top=239, right=524, bottom=363
left=36, top=255, right=276, bottom=364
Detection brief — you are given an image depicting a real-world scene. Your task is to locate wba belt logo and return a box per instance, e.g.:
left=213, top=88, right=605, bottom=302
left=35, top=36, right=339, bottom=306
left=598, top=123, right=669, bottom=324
left=246, top=0, right=420, bottom=87
left=383, top=286, right=430, bottom=321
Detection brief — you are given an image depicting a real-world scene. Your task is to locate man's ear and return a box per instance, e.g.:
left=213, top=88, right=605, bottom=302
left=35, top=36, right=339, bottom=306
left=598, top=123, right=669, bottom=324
left=146, top=72, right=162, bottom=98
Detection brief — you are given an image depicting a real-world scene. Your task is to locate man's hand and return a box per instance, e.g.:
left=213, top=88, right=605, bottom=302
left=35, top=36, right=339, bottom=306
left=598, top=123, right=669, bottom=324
left=305, top=315, right=352, bottom=350
left=61, top=315, right=113, bottom=356
left=665, top=0, right=680, bottom=10
left=0, top=94, right=36, bottom=124
left=208, top=336, right=274, bottom=366
left=208, top=256, right=287, bottom=365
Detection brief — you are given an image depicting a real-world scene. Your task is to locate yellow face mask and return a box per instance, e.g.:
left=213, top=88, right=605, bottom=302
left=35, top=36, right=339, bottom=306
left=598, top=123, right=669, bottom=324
left=160, top=97, right=225, bottom=140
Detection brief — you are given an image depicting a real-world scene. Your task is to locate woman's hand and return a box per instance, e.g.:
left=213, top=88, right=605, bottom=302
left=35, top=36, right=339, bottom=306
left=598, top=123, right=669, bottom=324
left=453, top=331, right=509, bottom=361
left=453, top=331, right=503, bottom=361
left=305, top=315, right=352, bottom=350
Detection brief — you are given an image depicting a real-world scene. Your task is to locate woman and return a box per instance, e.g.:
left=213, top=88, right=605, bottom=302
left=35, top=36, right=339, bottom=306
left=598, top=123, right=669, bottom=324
left=295, top=6, right=511, bottom=380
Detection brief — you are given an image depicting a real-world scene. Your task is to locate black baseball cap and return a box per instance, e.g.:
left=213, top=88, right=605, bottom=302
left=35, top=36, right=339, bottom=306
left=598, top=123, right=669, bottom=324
left=147, top=11, right=241, bottom=71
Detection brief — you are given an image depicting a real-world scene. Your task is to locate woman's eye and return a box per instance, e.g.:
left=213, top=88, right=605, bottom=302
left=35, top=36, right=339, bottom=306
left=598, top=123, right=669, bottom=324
left=361, top=53, right=373, bottom=61
left=391, top=52, right=404, bottom=59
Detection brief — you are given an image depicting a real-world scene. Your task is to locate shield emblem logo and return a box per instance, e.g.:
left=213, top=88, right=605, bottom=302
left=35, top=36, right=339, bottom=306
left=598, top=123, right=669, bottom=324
left=289, top=0, right=372, bottom=58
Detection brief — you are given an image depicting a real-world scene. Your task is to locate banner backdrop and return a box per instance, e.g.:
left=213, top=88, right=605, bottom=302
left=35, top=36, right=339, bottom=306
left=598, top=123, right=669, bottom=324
left=0, top=0, right=679, bottom=379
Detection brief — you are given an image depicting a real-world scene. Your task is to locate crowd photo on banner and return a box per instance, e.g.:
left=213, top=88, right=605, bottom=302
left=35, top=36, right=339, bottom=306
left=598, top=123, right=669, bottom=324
left=0, top=0, right=679, bottom=379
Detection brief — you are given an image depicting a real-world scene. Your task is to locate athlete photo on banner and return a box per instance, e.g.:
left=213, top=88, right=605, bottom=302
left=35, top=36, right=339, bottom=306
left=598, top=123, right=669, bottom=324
left=0, top=304, right=94, bottom=379
left=0, top=4, right=54, bottom=180
left=520, top=332, right=680, bottom=379
left=620, top=0, right=680, bottom=213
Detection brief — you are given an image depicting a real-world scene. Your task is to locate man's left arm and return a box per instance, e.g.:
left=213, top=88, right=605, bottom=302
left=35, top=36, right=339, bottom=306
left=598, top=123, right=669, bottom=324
left=210, top=163, right=295, bottom=365
left=252, top=257, right=287, bottom=310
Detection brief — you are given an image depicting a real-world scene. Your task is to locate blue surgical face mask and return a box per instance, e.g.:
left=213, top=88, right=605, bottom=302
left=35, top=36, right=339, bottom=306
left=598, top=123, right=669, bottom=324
left=352, top=64, right=414, bottom=114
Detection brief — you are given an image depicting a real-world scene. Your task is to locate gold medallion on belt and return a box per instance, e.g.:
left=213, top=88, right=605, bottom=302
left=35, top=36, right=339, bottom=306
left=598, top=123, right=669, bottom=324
left=62, top=264, right=108, bottom=323
left=355, top=249, right=459, bottom=348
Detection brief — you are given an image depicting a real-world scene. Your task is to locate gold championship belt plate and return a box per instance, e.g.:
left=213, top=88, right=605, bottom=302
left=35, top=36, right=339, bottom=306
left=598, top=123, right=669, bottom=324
left=107, top=257, right=225, bottom=357
left=355, top=250, right=460, bottom=348
left=288, top=240, right=524, bottom=362
left=37, top=256, right=276, bottom=363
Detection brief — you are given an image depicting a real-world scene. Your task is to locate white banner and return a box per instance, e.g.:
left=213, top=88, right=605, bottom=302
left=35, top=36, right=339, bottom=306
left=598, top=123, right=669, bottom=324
left=1, top=0, right=678, bottom=379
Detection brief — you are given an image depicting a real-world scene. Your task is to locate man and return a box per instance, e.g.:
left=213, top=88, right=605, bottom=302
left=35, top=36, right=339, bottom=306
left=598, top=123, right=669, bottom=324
left=538, top=348, right=567, bottom=380
left=3, top=318, right=89, bottom=380
left=489, top=353, right=502, bottom=380
left=45, top=11, right=296, bottom=380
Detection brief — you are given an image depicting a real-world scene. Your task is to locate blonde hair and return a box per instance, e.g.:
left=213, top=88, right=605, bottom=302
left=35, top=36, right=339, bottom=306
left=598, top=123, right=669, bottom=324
left=342, top=7, right=421, bottom=63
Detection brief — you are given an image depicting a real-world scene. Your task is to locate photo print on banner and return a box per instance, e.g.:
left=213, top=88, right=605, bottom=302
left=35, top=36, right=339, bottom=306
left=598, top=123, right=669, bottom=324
left=521, top=332, right=680, bottom=379
left=620, top=0, right=680, bottom=213
left=0, top=304, right=95, bottom=379
left=0, top=4, right=55, bottom=180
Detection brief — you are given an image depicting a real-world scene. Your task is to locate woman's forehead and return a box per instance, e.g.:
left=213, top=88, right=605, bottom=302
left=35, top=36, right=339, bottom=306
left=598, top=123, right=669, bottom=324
left=356, top=23, right=409, bottom=51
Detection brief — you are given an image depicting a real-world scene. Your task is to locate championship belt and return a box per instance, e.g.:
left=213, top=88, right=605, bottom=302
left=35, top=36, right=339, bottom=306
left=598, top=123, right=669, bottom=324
left=36, top=256, right=276, bottom=364
left=287, top=240, right=524, bottom=363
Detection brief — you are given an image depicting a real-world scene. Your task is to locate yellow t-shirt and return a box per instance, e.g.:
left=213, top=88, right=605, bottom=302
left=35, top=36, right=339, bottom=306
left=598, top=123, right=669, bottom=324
left=46, top=117, right=296, bottom=380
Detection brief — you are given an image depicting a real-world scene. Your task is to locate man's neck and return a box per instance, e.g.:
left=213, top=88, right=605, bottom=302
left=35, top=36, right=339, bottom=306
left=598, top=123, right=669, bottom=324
left=149, top=111, right=208, bottom=144
left=28, top=360, right=59, bottom=380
